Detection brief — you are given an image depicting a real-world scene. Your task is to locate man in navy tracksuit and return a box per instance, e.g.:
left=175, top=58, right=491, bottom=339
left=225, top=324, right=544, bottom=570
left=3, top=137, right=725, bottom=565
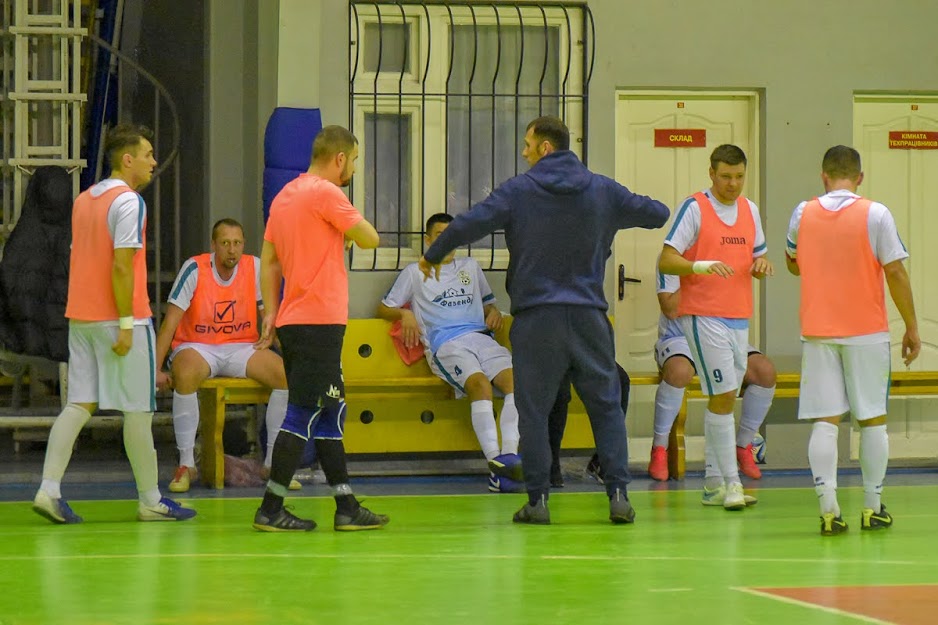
left=420, top=116, right=670, bottom=524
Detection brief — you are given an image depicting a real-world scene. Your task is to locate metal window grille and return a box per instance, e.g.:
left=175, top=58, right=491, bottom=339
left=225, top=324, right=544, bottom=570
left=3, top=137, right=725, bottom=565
left=349, top=1, right=594, bottom=271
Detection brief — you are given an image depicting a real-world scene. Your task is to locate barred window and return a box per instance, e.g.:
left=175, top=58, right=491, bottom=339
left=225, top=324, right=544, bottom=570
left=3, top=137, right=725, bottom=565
left=349, top=1, right=594, bottom=271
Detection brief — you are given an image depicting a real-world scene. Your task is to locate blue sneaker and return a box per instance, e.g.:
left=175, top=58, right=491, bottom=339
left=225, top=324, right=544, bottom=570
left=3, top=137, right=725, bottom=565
left=138, top=497, right=197, bottom=521
left=33, top=490, right=83, bottom=524
left=488, top=473, right=525, bottom=493
left=488, top=453, right=524, bottom=481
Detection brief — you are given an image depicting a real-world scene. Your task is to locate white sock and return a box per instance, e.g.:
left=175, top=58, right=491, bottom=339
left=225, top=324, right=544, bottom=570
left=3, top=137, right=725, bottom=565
left=704, top=409, right=739, bottom=486
left=860, top=424, right=888, bottom=512
left=652, top=381, right=685, bottom=448
left=123, top=411, right=162, bottom=507
left=498, top=393, right=520, bottom=455
left=470, top=399, right=499, bottom=460
left=808, top=421, right=840, bottom=516
left=738, top=384, right=775, bottom=447
left=703, top=438, right=723, bottom=490
left=172, top=391, right=199, bottom=468
left=40, top=403, right=92, bottom=497
left=264, top=389, right=290, bottom=467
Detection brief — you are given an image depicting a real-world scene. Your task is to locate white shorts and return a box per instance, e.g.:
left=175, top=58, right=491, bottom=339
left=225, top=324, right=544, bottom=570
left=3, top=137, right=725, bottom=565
left=654, top=335, right=760, bottom=371
left=67, top=321, right=156, bottom=412
left=169, top=342, right=257, bottom=378
left=798, top=340, right=890, bottom=421
left=678, top=316, right=749, bottom=396
left=429, top=331, right=513, bottom=398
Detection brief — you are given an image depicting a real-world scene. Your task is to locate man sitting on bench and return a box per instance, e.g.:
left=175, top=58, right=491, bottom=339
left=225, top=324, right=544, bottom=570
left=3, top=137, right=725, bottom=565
left=377, top=213, right=523, bottom=493
left=155, top=218, right=298, bottom=492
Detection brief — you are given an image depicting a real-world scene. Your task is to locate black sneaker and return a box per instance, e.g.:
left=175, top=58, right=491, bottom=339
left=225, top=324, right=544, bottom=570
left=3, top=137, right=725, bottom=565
left=861, top=504, right=893, bottom=531
left=550, top=463, right=564, bottom=488
left=585, top=453, right=605, bottom=484
left=609, top=488, right=636, bottom=524
left=820, top=513, right=848, bottom=536
left=512, top=495, right=550, bottom=525
left=253, top=507, right=316, bottom=532
left=334, top=505, right=390, bottom=531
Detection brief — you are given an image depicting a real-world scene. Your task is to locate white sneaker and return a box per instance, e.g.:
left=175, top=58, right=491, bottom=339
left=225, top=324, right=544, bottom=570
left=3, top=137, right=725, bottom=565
left=137, top=497, right=197, bottom=522
left=701, top=484, right=758, bottom=507
left=723, top=482, right=747, bottom=511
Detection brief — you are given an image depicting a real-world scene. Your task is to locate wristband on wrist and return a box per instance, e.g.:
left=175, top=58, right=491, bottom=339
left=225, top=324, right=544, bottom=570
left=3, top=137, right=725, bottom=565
left=118, top=316, right=134, bottom=330
left=692, top=261, right=717, bottom=275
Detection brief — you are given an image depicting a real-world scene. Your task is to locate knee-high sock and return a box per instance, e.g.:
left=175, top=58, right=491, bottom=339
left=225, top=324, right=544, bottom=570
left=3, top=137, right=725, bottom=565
left=470, top=400, right=499, bottom=460
left=808, top=421, right=840, bottom=516
left=261, top=430, right=306, bottom=515
left=704, top=410, right=739, bottom=486
left=738, top=384, right=775, bottom=447
left=40, top=403, right=92, bottom=498
left=172, top=391, right=199, bottom=468
left=652, top=381, right=685, bottom=449
left=703, top=437, right=723, bottom=489
left=860, top=424, right=888, bottom=512
left=123, top=411, right=162, bottom=507
left=264, top=389, right=290, bottom=467
left=499, top=393, right=520, bottom=455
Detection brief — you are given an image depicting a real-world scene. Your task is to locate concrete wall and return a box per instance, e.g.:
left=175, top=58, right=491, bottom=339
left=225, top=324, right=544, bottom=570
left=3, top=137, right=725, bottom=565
left=200, top=0, right=938, bottom=341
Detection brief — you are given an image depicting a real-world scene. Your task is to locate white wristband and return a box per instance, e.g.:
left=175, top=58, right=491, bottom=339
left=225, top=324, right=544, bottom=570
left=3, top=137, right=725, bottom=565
left=118, top=316, right=134, bottom=330
left=692, top=261, right=717, bottom=275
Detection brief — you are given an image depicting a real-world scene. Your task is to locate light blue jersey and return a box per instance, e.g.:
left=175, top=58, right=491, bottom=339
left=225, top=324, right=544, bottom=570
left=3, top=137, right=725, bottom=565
left=382, top=257, right=495, bottom=354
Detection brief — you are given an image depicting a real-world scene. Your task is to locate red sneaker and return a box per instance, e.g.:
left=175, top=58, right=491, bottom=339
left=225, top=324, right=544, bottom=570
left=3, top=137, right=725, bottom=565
left=647, top=446, right=669, bottom=481
left=737, top=444, right=763, bottom=479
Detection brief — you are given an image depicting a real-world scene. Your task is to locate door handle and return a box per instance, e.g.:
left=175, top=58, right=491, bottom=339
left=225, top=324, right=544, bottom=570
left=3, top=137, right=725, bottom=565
left=618, top=264, right=641, bottom=300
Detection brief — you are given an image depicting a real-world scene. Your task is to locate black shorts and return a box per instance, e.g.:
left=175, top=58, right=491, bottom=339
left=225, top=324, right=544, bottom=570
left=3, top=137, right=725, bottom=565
left=277, top=324, right=345, bottom=409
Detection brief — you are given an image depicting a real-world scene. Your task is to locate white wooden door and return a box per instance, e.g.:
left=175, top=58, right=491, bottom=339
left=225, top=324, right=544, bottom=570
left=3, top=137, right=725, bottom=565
left=613, top=92, right=760, bottom=372
left=852, top=96, right=938, bottom=459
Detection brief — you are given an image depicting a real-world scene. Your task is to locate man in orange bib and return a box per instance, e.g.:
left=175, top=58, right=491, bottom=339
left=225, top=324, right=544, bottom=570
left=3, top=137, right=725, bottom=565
left=154, top=218, right=298, bottom=493
left=786, top=145, right=920, bottom=536
left=659, top=144, right=772, bottom=511
left=32, top=124, right=196, bottom=524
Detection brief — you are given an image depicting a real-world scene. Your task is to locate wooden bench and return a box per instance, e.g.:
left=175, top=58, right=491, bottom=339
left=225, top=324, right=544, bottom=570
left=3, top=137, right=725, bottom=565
left=197, top=317, right=603, bottom=488
left=631, top=370, right=938, bottom=481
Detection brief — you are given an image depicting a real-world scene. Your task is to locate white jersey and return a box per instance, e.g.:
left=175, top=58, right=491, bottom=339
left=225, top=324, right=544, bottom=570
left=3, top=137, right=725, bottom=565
left=655, top=268, right=683, bottom=341
left=382, top=257, right=495, bottom=354
left=787, top=189, right=907, bottom=345
left=167, top=253, right=262, bottom=311
left=89, top=178, right=146, bottom=251
left=664, top=189, right=767, bottom=258
left=785, top=189, right=908, bottom=265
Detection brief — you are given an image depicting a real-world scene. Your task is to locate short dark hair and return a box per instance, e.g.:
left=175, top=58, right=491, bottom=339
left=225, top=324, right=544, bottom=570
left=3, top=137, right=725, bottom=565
left=105, top=123, right=153, bottom=171
left=526, top=116, right=570, bottom=151
left=709, top=144, right=747, bottom=170
left=311, top=125, right=358, bottom=165
left=425, top=212, right=453, bottom=233
left=822, top=145, right=862, bottom=179
left=211, top=218, right=244, bottom=241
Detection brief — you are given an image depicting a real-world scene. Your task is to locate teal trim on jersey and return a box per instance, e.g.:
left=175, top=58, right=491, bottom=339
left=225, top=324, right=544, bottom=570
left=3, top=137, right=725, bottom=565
left=135, top=194, right=145, bottom=244
left=786, top=237, right=797, bottom=252
left=145, top=322, right=156, bottom=412
left=753, top=242, right=767, bottom=254
left=658, top=272, right=666, bottom=290
left=432, top=354, right=465, bottom=394
left=898, top=235, right=908, bottom=253
left=665, top=197, right=695, bottom=241
left=482, top=293, right=495, bottom=303
left=691, top=317, right=714, bottom=396
left=170, top=261, right=198, bottom=301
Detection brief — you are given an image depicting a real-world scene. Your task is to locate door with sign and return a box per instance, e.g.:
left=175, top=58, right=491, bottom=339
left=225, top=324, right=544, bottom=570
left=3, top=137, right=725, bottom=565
left=612, top=92, right=760, bottom=372
left=852, top=95, right=938, bottom=458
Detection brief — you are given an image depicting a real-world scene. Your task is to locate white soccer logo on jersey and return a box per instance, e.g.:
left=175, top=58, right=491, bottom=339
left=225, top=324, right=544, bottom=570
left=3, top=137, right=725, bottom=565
left=458, top=270, right=471, bottom=285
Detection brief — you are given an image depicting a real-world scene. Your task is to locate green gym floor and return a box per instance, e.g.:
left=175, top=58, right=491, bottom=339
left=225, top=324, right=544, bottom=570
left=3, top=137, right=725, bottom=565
left=2, top=473, right=937, bottom=625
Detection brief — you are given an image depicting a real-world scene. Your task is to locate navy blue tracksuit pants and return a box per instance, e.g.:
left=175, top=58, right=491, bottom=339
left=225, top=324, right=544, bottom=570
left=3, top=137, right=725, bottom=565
left=510, top=304, right=630, bottom=502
